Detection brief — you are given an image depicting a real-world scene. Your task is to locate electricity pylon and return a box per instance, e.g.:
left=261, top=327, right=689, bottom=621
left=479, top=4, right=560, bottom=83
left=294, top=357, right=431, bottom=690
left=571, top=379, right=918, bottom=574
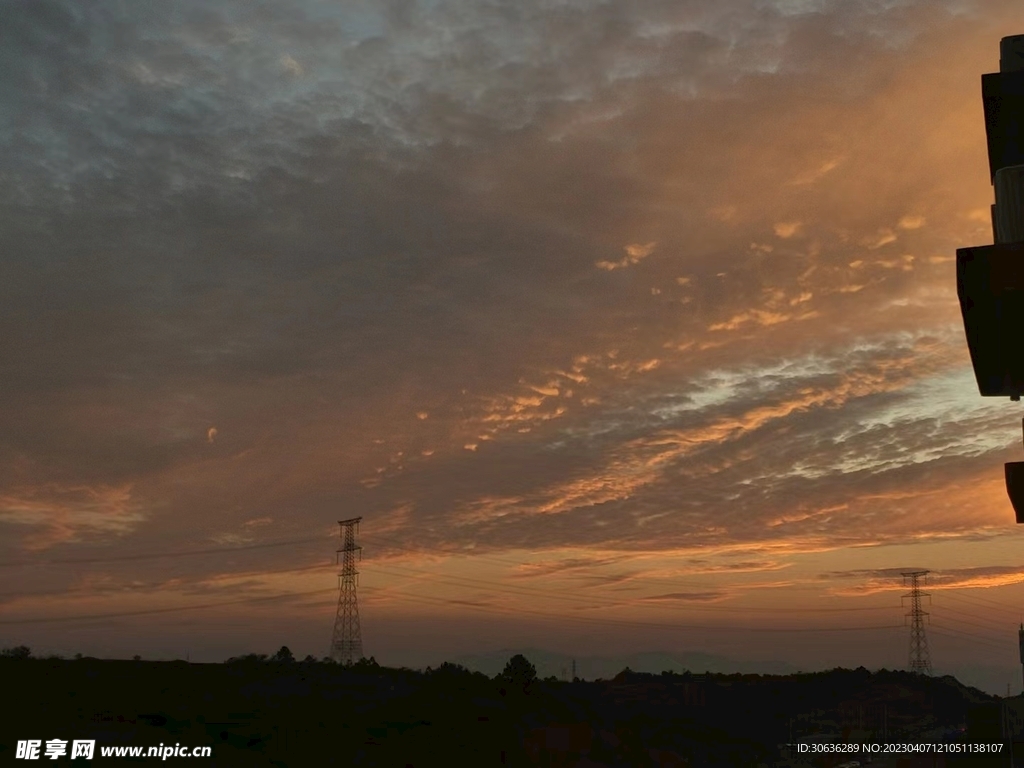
left=1018, top=622, right=1024, bottom=691
left=902, top=570, right=931, bottom=675
left=330, top=517, right=363, bottom=664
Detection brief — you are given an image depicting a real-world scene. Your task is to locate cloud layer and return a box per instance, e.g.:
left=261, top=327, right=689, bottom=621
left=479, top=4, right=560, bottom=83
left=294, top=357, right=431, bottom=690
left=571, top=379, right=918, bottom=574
left=3, top=0, right=1024, bottom=680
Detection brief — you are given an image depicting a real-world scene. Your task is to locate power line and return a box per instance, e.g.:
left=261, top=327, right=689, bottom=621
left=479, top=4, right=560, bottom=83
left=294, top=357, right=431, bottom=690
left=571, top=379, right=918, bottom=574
left=360, top=532, right=729, bottom=588
left=0, top=561, right=336, bottom=601
left=940, top=586, right=1024, bottom=613
left=360, top=532, right=907, bottom=614
left=358, top=533, right=1024, bottom=624
left=5, top=524, right=1023, bottom=622
left=930, top=608, right=1012, bottom=635
left=928, top=624, right=1016, bottom=653
left=369, top=561, right=900, bottom=615
left=930, top=621, right=1013, bottom=646
left=0, top=578, right=903, bottom=634
left=938, top=592, right=1016, bottom=626
left=0, top=528, right=901, bottom=624
left=0, top=560, right=902, bottom=636
left=0, top=535, right=331, bottom=568
left=1, top=526, right=1009, bottom=643
left=0, top=588, right=338, bottom=625
left=359, top=583, right=904, bottom=633
left=0, top=529, right=501, bottom=571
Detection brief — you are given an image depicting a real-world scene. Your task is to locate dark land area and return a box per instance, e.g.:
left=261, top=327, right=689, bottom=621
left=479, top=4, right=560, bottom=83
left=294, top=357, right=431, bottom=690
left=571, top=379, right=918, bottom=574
left=0, top=647, right=1018, bottom=767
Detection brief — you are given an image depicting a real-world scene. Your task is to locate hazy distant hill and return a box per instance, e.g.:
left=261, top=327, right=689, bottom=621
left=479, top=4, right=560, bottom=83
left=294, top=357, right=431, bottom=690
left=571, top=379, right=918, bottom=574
left=449, top=649, right=1020, bottom=697
left=451, top=647, right=799, bottom=679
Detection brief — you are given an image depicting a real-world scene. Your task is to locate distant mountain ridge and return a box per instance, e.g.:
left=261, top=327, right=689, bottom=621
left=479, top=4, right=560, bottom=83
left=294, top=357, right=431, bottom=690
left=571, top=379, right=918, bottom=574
left=448, top=647, right=799, bottom=680
left=446, top=649, right=1018, bottom=696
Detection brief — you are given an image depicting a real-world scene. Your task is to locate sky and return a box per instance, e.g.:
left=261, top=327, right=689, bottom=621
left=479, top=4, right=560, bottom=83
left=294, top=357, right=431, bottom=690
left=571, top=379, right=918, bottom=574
left=3, top=0, right=1024, bottom=695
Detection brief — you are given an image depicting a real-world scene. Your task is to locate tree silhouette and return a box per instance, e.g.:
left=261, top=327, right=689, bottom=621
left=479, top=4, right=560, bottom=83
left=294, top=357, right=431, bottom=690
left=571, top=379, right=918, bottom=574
left=501, top=654, right=537, bottom=691
left=271, top=646, right=295, bottom=663
left=435, top=661, right=471, bottom=676
left=225, top=653, right=268, bottom=664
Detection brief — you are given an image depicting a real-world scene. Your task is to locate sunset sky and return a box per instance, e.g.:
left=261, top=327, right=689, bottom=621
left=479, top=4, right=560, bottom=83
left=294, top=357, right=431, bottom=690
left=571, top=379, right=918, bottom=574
left=5, top=0, right=1024, bottom=694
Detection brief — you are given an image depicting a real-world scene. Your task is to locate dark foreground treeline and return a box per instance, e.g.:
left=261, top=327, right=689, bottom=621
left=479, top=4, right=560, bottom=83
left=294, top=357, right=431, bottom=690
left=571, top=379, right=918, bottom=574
left=0, top=646, right=1009, bottom=767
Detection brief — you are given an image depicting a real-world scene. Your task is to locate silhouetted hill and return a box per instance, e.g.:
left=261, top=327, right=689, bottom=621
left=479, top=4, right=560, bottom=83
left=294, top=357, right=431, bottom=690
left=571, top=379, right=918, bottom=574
left=451, top=648, right=799, bottom=680
left=0, top=653, right=1005, bottom=767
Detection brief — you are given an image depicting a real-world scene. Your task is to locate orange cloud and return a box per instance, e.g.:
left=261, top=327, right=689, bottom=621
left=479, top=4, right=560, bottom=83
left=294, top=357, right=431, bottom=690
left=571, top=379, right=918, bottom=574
left=773, top=222, right=802, bottom=238
left=596, top=242, right=657, bottom=270
left=0, top=484, right=144, bottom=550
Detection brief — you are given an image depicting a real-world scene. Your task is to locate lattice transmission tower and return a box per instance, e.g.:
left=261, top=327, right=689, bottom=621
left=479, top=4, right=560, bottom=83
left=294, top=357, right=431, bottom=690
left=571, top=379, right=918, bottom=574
left=330, top=517, right=363, bottom=664
left=1019, top=623, right=1024, bottom=692
left=902, top=570, right=931, bottom=675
